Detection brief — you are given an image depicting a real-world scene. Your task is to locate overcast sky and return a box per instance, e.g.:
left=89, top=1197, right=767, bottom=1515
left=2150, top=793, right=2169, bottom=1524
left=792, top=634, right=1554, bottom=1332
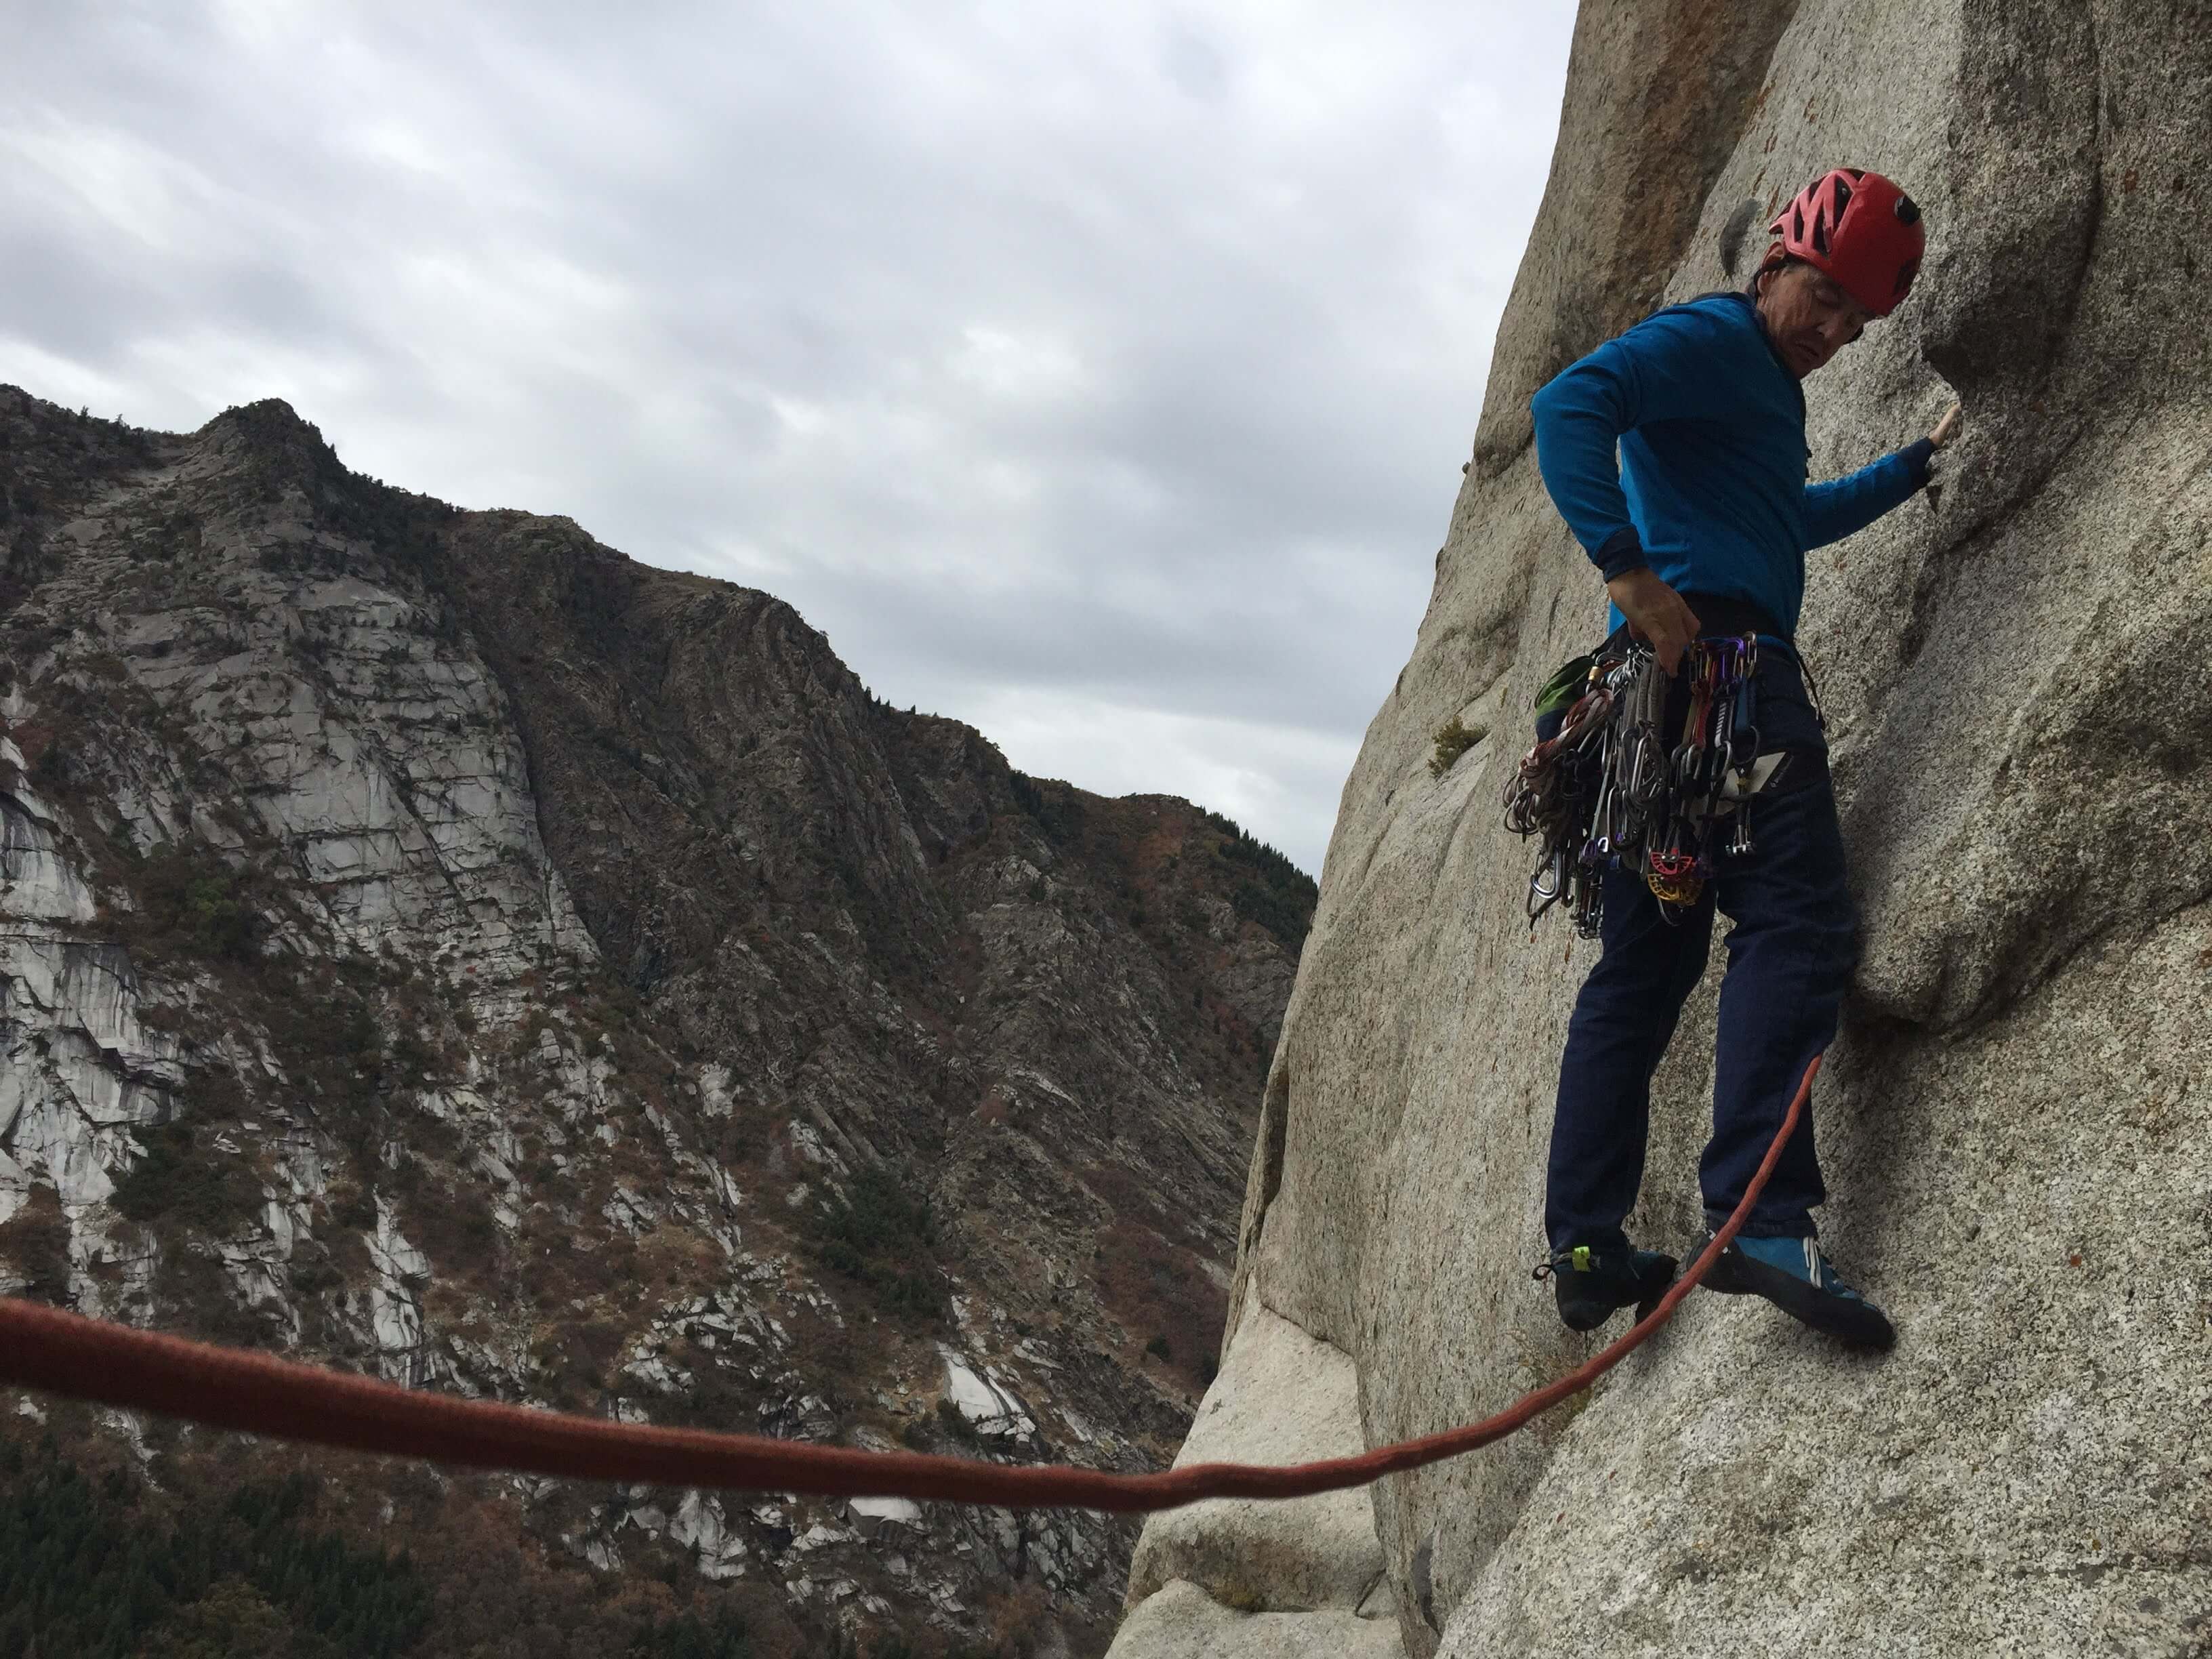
left=1, top=2, right=1576, bottom=876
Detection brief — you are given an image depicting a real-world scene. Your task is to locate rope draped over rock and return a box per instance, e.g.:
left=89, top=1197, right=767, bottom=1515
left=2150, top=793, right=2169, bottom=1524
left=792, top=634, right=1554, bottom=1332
left=0, top=1061, right=1816, bottom=1514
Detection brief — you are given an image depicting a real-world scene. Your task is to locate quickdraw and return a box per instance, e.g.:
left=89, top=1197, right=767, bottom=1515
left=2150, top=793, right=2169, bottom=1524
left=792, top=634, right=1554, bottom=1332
left=1503, top=636, right=1775, bottom=939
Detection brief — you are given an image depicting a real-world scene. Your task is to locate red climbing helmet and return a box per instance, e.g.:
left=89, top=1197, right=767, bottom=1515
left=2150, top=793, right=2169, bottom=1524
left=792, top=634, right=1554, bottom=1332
left=1767, top=168, right=1925, bottom=316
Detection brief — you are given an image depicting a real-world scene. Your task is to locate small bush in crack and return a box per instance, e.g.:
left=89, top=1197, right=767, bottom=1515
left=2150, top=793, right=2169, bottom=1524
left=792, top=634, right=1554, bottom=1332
left=933, top=1399, right=981, bottom=1447
left=1427, top=714, right=1488, bottom=777
left=0, top=1190, right=73, bottom=1305
left=386, top=1027, right=441, bottom=1082
left=659, top=1352, right=769, bottom=1435
left=388, top=1165, right=499, bottom=1289
left=135, top=844, right=262, bottom=964
left=804, top=1164, right=947, bottom=1324
left=109, top=1120, right=264, bottom=1234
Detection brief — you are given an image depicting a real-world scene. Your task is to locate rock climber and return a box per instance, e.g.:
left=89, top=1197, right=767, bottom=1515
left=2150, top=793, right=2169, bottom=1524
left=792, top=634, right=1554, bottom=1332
left=1525, top=168, right=1962, bottom=1349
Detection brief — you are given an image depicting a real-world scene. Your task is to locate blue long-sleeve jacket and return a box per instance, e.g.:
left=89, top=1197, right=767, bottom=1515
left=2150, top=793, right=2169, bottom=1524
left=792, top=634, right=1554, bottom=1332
left=1529, top=291, right=1932, bottom=640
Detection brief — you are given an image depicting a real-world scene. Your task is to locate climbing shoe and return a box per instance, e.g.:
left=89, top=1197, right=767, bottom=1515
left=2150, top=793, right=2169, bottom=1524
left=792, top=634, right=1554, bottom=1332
left=1700, top=1231, right=1895, bottom=1350
left=1534, top=1244, right=1678, bottom=1333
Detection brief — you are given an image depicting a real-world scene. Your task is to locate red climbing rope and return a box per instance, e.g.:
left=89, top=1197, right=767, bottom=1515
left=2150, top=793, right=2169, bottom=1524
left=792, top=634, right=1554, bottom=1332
left=0, top=1059, right=1817, bottom=1514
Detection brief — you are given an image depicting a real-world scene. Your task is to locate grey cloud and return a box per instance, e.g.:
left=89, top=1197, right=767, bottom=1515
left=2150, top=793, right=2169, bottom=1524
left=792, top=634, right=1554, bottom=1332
left=0, top=2, right=1576, bottom=874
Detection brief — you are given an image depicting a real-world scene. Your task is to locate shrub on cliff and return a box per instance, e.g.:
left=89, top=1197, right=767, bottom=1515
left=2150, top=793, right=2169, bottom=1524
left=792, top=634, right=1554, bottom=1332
left=0, top=1189, right=71, bottom=1305
left=109, top=1119, right=264, bottom=1234
left=804, top=1164, right=948, bottom=1324
left=1204, top=812, right=1317, bottom=952
left=134, top=843, right=262, bottom=964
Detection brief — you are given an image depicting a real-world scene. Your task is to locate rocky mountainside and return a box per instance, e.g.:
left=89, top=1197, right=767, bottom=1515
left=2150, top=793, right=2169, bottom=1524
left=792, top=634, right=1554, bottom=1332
left=0, top=385, right=1314, bottom=1659
left=1113, top=1, right=2212, bottom=1656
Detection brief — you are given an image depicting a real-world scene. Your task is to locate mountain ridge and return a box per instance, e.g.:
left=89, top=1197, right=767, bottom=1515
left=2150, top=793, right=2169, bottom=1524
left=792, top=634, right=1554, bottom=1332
left=0, top=382, right=1310, bottom=1659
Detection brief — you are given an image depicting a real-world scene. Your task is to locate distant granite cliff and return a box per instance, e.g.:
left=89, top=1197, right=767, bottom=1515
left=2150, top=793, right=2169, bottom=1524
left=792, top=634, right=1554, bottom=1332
left=0, top=384, right=1313, bottom=1658
left=1112, top=1, right=2212, bottom=1655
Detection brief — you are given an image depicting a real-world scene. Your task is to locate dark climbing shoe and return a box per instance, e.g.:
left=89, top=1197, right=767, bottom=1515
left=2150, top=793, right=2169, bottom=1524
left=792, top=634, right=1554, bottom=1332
left=1701, top=1231, right=1895, bottom=1350
left=1535, top=1244, right=1678, bottom=1333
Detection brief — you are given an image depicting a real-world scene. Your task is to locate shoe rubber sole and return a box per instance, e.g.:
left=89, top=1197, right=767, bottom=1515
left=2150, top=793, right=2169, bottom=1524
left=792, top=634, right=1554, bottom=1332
left=1701, top=1241, right=1895, bottom=1350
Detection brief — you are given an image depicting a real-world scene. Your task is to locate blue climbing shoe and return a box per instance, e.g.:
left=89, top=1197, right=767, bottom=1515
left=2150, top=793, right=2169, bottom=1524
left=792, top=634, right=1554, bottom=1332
left=1701, top=1231, right=1895, bottom=1350
left=1535, top=1244, right=1678, bottom=1333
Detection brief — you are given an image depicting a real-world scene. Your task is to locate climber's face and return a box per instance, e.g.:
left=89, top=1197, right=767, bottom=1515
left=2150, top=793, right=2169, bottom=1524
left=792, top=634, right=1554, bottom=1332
left=1754, top=256, right=1875, bottom=380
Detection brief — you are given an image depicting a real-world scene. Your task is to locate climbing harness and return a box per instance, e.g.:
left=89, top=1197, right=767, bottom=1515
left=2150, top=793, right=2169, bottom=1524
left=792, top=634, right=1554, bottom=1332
left=1504, top=636, right=1785, bottom=938
left=0, top=1060, right=1822, bottom=1515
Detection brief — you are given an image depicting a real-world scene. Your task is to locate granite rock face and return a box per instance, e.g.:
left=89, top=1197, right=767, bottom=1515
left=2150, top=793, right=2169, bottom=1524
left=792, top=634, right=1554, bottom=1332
left=1109, top=1580, right=1404, bottom=1659
left=1116, top=1, right=2212, bottom=1655
left=0, top=387, right=1312, bottom=1655
left=1120, top=1298, right=1389, bottom=1621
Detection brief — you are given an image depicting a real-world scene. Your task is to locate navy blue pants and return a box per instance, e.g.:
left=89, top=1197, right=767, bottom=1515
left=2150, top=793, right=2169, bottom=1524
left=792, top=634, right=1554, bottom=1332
left=1544, top=649, right=1859, bottom=1251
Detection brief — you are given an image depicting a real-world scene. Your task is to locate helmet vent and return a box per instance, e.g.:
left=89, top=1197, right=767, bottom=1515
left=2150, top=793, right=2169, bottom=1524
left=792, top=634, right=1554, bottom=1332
left=1771, top=167, right=1923, bottom=314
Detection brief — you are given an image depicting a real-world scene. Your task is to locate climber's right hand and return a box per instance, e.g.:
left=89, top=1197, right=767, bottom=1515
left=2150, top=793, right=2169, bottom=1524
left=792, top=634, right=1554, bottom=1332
left=1605, top=569, right=1701, bottom=674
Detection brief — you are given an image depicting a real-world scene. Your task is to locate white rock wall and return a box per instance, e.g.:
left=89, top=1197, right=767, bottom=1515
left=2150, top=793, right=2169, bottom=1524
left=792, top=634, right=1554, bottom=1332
left=1116, top=1, right=2212, bottom=1654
